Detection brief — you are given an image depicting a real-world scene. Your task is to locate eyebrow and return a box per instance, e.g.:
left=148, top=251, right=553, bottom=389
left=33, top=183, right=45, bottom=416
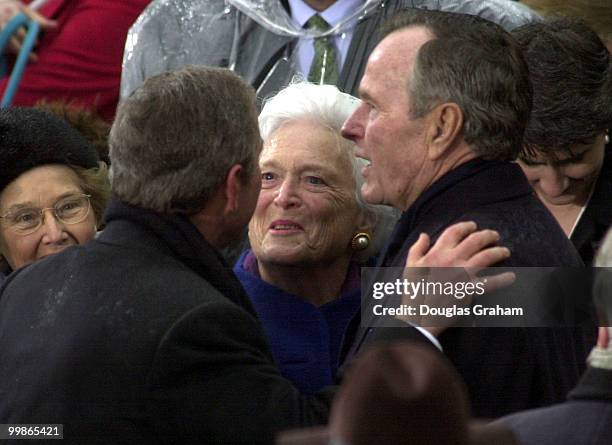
left=3, top=191, right=83, bottom=213
left=359, top=89, right=374, bottom=104
left=261, top=159, right=340, bottom=178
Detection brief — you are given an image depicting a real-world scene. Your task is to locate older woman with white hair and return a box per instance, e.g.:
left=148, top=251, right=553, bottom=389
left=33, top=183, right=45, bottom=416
left=233, top=82, right=399, bottom=394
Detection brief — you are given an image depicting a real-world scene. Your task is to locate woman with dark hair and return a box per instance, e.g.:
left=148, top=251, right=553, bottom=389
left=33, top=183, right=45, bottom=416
left=0, top=107, right=110, bottom=281
left=512, top=18, right=612, bottom=265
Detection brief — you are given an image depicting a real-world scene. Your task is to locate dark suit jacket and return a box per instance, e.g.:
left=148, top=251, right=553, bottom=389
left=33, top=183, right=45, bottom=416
left=0, top=199, right=331, bottom=444
left=499, top=367, right=612, bottom=445
left=344, top=159, right=588, bottom=418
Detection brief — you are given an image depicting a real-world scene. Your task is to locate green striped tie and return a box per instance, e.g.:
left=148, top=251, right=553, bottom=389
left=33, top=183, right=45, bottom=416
left=306, top=14, right=339, bottom=85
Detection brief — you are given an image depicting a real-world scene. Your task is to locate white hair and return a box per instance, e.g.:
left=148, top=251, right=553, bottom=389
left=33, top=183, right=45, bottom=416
left=258, top=82, right=399, bottom=261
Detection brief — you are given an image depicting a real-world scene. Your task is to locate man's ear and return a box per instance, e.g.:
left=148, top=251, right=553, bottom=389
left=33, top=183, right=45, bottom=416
left=425, top=102, right=463, bottom=161
left=223, top=164, right=246, bottom=216
left=356, top=209, right=377, bottom=234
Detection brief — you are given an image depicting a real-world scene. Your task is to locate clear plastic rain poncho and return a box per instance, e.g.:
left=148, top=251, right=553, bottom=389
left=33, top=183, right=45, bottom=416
left=121, top=0, right=539, bottom=99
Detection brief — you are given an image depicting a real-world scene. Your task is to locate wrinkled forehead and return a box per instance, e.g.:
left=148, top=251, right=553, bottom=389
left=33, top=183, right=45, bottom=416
left=360, top=26, right=434, bottom=96
left=370, top=27, right=433, bottom=72
left=261, top=120, right=355, bottom=176
left=0, top=165, right=82, bottom=211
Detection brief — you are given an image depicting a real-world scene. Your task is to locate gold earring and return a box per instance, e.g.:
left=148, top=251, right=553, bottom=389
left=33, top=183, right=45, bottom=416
left=351, top=232, right=371, bottom=251
left=605, top=130, right=610, bottom=145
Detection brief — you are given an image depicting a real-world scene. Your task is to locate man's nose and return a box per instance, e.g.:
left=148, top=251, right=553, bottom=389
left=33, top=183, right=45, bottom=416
left=341, top=106, right=366, bottom=142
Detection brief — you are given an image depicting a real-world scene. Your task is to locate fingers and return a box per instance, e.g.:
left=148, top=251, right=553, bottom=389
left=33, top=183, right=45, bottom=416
left=8, top=35, right=21, bottom=54
left=477, top=271, right=516, bottom=294
left=0, top=2, right=20, bottom=27
left=20, top=6, right=57, bottom=30
left=434, top=221, right=478, bottom=249
left=406, top=232, right=430, bottom=266
left=7, top=25, right=39, bottom=60
left=465, top=246, right=510, bottom=268
left=456, top=229, right=500, bottom=258
left=1, top=2, right=52, bottom=59
left=406, top=222, right=510, bottom=271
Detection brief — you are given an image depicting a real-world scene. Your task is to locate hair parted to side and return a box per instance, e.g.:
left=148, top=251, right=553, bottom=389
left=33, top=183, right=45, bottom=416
left=259, top=81, right=399, bottom=261
left=109, top=66, right=261, bottom=213
left=382, top=9, right=532, bottom=161
left=512, top=18, right=612, bottom=157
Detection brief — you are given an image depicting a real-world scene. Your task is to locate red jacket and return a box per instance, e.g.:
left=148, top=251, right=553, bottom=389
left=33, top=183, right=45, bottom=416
left=0, top=0, right=150, bottom=121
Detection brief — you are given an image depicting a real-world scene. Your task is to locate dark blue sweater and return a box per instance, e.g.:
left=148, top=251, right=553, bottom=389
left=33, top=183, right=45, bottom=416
left=234, top=250, right=360, bottom=394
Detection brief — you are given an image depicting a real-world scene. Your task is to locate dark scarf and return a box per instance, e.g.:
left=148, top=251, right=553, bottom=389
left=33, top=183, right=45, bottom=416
left=103, top=197, right=257, bottom=317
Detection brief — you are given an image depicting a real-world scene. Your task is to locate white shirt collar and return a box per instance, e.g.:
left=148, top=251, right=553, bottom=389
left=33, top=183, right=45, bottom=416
left=288, top=0, right=363, bottom=29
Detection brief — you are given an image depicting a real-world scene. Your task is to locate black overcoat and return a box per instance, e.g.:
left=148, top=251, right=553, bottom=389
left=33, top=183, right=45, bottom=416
left=344, top=159, right=591, bottom=418
left=0, top=199, right=331, bottom=444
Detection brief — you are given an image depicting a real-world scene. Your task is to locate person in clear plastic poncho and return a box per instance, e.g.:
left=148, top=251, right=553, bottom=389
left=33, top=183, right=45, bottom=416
left=121, top=0, right=539, bottom=101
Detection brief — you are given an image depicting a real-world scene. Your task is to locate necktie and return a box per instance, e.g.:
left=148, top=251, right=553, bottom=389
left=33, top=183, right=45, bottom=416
left=306, top=14, right=339, bottom=85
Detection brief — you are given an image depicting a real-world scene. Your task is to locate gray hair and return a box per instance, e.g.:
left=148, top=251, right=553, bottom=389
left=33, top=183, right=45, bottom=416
left=383, top=9, right=532, bottom=161
left=109, top=66, right=260, bottom=213
left=259, top=82, right=399, bottom=261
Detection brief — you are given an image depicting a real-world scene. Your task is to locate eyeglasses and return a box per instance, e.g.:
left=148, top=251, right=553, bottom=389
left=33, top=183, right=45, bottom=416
left=0, top=194, right=92, bottom=236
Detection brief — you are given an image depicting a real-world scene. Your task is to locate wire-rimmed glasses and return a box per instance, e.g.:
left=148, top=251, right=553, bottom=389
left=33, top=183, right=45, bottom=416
left=0, top=193, right=92, bottom=236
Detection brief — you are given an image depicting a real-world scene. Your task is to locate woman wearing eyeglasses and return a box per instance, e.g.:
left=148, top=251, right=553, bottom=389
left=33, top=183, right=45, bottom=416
left=0, top=107, right=110, bottom=282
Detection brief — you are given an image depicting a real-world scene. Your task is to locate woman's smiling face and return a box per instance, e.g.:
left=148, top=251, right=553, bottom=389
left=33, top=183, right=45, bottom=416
left=248, top=120, right=362, bottom=267
left=0, top=165, right=97, bottom=270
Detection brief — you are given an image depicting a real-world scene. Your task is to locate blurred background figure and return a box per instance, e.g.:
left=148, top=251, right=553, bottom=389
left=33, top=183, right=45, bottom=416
left=121, top=0, right=538, bottom=101
left=512, top=18, right=612, bottom=266
left=521, top=0, right=612, bottom=51
left=278, top=342, right=520, bottom=445
left=234, top=82, right=398, bottom=394
left=0, top=0, right=150, bottom=121
left=35, top=99, right=111, bottom=164
left=498, top=227, right=612, bottom=445
left=0, top=107, right=110, bottom=282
